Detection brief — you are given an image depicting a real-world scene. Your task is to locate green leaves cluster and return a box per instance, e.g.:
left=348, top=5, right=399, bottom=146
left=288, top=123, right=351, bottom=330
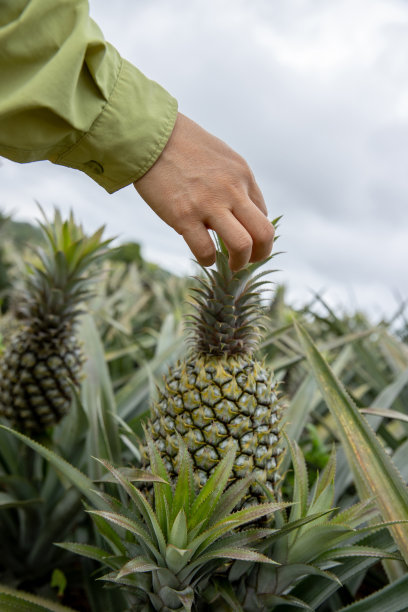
left=1, top=210, right=408, bottom=611
left=214, top=436, right=401, bottom=611
left=60, top=437, right=286, bottom=611
left=20, top=207, right=112, bottom=327
left=187, top=246, right=279, bottom=357
left=295, top=321, right=408, bottom=565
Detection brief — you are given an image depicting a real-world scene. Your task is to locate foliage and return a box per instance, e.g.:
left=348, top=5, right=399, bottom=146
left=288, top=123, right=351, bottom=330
left=0, top=211, right=407, bottom=610
left=60, top=438, right=286, bottom=611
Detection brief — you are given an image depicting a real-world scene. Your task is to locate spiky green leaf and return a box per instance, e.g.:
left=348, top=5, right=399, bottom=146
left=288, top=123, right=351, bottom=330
left=295, top=320, right=408, bottom=564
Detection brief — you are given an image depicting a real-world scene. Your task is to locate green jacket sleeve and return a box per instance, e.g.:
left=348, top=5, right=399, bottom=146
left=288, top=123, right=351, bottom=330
left=0, top=0, right=178, bottom=193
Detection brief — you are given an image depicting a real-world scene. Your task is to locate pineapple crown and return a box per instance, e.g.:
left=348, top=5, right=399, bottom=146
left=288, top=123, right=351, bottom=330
left=186, top=234, right=278, bottom=357
left=16, top=207, right=112, bottom=334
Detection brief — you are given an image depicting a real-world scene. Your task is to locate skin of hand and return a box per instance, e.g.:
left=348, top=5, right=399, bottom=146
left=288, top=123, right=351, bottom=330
left=133, top=112, right=274, bottom=271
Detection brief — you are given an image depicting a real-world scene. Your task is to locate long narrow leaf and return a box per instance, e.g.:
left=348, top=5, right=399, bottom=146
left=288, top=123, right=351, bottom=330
left=295, top=321, right=408, bottom=564
left=88, top=510, right=161, bottom=563
left=56, top=542, right=121, bottom=569
left=189, top=444, right=236, bottom=529
left=0, top=584, right=76, bottom=612
left=0, top=425, right=104, bottom=509
left=95, top=457, right=167, bottom=558
left=337, top=574, right=408, bottom=612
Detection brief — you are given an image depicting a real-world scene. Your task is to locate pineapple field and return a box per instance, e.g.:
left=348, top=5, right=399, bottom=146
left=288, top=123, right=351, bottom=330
left=0, top=209, right=408, bottom=612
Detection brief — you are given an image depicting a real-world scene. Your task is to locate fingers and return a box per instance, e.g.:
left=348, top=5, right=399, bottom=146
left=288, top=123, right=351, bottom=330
left=247, top=170, right=268, bottom=216
left=182, top=198, right=274, bottom=272
left=232, top=199, right=274, bottom=263
left=182, top=212, right=258, bottom=272
left=182, top=224, right=216, bottom=267
left=134, top=111, right=273, bottom=271
left=206, top=211, right=253, bottom=271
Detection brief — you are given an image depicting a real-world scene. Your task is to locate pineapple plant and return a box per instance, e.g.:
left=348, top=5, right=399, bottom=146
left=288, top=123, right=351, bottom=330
left=148, top=238, right=284, bottom=501
left=0, top=208, right=110, bottom=433
left=59, top=435, right=289, bottom=612
left=55, top=434, right=401, bottom=612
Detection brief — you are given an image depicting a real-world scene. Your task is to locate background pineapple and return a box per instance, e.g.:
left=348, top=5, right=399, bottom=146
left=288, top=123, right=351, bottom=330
left=148, top=239, right=283, bottom=501
left=0, top=209, right=110, bottom=433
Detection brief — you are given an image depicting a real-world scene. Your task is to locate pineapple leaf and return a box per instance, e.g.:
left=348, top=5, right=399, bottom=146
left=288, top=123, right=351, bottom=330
left=316, top=544, right=402, bottom=562
left=330, top=498, right=378, bottom=527
left=94, top=467, right=168, bottom=484
left=256, top=509, right=336, bottom=547
left=159, top=585, right=194, bottom=612
left=93, top=458, right=167, bottom=558
left=117, top=556, right=159, bottom=577
left=188, top=546, right=277, bottom=568
left=291, top=529, right=397, bottom=608
left=295, top=319, right=408, bottom=564
left=55, top=542, right=120, bottom=569
left=0, top=492, right=42, bottom=509
left=360, top=407, right=408, bottom=423
left=171, top=438, right=195, bottom=523
left=258, top=562, right=341, bottom=594
left=144, top=431, right=172, bottom=529
left=87, top=509, right=127, bottom=555
left=201, top=527, right=275, bottom=554
left=88, top=510, right=162, bottom=563
left=209, top=474, right=254, bottom=525
left=313, top=444, right=337, bottom=500
left=0, top=583, right=76, bottom=611
left=258, top=593, right=314, bottom=610
left=208, top=577, right=245, bottom=612
left=288, top=524, right=358, bottom=564
left=185, top=518, right=260, bottom=562
left=336, top=574, right=408, bottom=612
left=189, top=442, right=237, bottom=529
left=307, top=481, right=336, bottom=529
left=97, top=570, right=150, bottom=590
left=0, top=425, right=104, bottom=509
left=285, top=434, right=309, bottom=523
left=169, top=509, right=188, bottom=549
left=221, top=501, right=291, bottom=529
left=165, top=544, right=192, bottom=574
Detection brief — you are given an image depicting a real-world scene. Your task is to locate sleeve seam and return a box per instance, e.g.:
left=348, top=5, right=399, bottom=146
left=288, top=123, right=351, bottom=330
left=0, top=143, right=68, bottom=156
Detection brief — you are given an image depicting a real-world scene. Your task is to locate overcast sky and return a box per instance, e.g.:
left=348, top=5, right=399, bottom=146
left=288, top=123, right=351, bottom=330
left=1, top=0, right=408, bottom=319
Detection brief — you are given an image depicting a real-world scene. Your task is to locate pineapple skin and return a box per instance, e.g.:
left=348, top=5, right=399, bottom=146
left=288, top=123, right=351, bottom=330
left=149, top=354, right=283, bottom=499
left=0, top=326, right=82, bottom=433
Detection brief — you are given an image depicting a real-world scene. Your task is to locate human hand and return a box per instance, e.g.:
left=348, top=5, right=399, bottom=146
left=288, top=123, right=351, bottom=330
left=133, top=113, right=274, bottom=271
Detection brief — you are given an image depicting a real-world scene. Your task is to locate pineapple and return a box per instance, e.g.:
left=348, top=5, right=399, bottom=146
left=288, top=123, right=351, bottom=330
left=0, top=209, right=110, bottom=433
left=148, top=239, right=283, bottom=501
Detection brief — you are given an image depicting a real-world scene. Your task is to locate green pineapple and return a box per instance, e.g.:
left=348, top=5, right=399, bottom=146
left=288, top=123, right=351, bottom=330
left=0, top=209, right=110, bottom=433
left=148, top=240, right=283, bottom=501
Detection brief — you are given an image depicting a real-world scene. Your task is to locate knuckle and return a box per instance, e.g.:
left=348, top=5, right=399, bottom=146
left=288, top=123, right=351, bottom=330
left=258, top=221, right=275, bottom=243
left=172, top=205, right=195, bottom=234
left=236, top=158, right=253, bottom=183
left=235, top=234, right=252, bottom=254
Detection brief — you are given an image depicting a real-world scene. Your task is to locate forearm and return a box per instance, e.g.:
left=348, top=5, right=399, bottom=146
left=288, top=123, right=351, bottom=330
left=0, top=0, right=178, bottom=192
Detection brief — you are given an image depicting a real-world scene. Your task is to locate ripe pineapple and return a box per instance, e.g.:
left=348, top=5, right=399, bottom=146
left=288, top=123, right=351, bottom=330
left=0, top=209, right=110, bottom=433
left=148, top=239, right=283, bottom=500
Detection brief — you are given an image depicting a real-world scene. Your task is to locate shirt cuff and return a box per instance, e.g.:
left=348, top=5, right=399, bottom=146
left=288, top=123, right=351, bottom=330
left=54, top=58, right=178, bottom=193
